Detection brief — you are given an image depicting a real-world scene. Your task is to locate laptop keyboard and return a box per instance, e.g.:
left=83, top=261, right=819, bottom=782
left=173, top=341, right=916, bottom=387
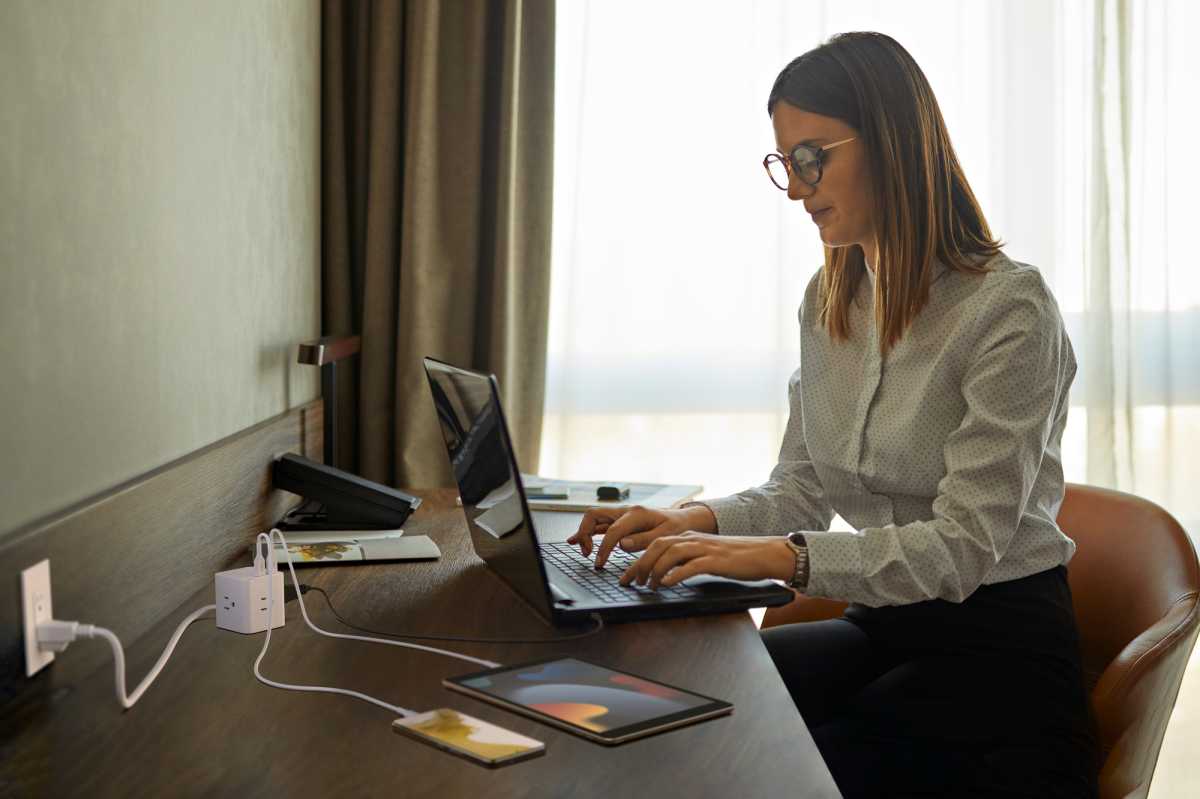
left=539, top=541, right=705, bottom=603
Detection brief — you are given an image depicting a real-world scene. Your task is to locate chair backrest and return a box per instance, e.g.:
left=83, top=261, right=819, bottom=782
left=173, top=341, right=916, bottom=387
left=760, top=484, right=1200, bottom=799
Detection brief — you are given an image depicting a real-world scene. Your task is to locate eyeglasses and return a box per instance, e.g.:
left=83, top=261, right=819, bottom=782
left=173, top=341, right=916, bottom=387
left=762, top=137, right=857, bottom=190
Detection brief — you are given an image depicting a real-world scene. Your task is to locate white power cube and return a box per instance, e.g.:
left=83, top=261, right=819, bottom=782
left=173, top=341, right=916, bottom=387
left=215, top=566, right=285, bottom=634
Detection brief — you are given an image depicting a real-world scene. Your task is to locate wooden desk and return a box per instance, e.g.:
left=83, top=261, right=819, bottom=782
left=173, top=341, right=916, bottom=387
left=4, top=491, right=839, bottom=797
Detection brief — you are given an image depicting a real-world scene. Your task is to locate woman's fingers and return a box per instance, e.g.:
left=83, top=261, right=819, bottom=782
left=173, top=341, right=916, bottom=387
left=568, top=508, right=626, bottom=556
left=572, top=523, right=611, bottom=557
left=619, top=535, right=698, bottom=586
left=620, top=533, right=764, bottom=588
left=593, top=506, right=660, bottom=569
left=567, top=524, right=610, bottom=554
left=646, top=542, right=709, bottom=589
left=657, top=557, right=717, bottom=588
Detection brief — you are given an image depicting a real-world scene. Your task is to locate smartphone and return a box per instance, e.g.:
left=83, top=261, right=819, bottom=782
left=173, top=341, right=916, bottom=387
left=392, top=708, right=545, bottom=768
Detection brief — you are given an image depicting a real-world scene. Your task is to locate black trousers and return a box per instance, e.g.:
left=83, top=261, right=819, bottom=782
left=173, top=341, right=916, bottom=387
left=761, top=566, right=1100, bottom=798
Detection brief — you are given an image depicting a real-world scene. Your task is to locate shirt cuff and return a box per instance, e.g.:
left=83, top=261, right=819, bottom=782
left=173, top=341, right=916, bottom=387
left=695, top=495, right=760, bottom=536
left=798, top=529, right=865, bottom=602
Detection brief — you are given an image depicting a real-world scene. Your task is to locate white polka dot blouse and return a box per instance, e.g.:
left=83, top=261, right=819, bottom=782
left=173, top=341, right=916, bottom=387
left=702, top=252, right=1078, bottom=607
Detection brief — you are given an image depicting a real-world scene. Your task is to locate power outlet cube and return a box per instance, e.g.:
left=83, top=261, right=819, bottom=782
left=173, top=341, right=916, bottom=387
left=215, top=567, right=285, bottom=634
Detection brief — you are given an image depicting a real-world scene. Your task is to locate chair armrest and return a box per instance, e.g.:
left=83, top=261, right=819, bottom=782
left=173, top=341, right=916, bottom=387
left=761, top=594, right=849, bottom=629
left=1093, top=593, right=1200, bottom=799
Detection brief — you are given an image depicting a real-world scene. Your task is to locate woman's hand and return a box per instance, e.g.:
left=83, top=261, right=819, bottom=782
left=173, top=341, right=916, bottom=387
left=618, top=533, right=796, bottom=589
left=566, top=504, right=717, bottom=569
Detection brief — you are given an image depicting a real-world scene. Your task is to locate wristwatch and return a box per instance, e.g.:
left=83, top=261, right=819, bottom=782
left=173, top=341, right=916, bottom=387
left=783, top=532, right=809, bottom=590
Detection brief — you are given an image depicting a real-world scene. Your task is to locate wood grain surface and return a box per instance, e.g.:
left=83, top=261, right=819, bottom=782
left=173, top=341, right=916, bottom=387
left=0, top=402, right=321, bottom=738
left=1, top=488, right=838, bottom=798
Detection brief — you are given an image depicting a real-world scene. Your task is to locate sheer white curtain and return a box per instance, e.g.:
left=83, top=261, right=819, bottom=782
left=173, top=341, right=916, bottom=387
left=542, top=0, right=1200, bottom=532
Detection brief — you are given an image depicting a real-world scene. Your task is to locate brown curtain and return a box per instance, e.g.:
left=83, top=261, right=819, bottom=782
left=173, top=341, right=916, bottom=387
left=322, top=0, right=554, bottom=489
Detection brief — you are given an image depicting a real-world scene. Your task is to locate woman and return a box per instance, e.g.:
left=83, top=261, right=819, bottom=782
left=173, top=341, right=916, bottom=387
left=567, top=32, right=1098, bottom=798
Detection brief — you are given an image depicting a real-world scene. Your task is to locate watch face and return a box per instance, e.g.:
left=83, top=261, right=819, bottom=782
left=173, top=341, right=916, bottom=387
left=787, top=532, right=807, bottom=546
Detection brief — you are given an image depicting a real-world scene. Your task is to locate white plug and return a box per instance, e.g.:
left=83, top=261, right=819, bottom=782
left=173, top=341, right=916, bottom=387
left=21, top=556, right=216, bottom=708
left=22, top=559, right=57, bottom=676
left=215, top=538, right=284, bottom=635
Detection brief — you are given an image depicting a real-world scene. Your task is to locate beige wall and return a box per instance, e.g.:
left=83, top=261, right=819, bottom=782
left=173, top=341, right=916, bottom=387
left=0, top=1, right=321, bottom=535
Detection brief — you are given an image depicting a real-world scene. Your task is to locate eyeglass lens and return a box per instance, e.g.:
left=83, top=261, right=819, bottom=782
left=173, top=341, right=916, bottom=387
left=766, top=146, right=822, bottom=189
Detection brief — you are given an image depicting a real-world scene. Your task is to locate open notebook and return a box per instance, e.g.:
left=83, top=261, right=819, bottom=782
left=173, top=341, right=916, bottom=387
left=462, top=474, right=703, bottom=514
left=264, top=529, right=441, bottom=565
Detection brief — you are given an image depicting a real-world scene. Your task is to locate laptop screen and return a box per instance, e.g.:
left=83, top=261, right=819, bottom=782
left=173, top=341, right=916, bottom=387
left=422, top=357, right=555, bottom=620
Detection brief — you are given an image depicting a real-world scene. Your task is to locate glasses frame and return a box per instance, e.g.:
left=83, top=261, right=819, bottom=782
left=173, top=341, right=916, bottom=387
left=763, top=136, right=857, bottom=190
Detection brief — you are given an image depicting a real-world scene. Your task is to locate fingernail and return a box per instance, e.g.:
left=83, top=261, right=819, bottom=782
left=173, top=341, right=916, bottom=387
left=620, top=541, right=630, bottom=550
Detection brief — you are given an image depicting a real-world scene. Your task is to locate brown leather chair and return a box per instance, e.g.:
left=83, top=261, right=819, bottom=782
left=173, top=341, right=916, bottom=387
left=761, top=484, right=1200, bottom=799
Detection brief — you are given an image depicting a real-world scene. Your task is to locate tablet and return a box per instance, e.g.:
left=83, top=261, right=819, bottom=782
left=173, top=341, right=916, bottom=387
left=443, top=657, right=733, bottom=745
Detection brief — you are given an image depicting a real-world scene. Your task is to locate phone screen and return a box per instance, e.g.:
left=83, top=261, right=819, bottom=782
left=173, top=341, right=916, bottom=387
left=392, top=708, right=545, bottom=767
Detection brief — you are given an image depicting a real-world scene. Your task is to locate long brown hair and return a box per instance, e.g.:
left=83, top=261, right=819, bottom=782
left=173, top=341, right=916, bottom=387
left=768, top=32, right=1002, bottom=353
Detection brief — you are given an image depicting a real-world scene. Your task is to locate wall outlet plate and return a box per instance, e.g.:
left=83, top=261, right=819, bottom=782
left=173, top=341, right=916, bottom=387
left=22, top=559, right=54, bottom=677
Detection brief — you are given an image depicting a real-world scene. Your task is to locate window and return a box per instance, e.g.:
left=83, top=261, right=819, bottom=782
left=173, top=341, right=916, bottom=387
left=544, top=1, right=1200, bottom=531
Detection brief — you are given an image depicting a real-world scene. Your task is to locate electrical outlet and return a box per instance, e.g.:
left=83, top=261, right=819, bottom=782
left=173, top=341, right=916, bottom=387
left=21, top=559, right=55, bottom=677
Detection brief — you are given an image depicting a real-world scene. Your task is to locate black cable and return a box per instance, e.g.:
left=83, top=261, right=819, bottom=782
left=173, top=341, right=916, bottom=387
left=297, top=585, right=606, bottom=644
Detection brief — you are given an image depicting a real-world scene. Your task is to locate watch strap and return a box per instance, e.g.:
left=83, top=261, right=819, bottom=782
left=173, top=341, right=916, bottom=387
left=785, top=532, right=809, bottom=590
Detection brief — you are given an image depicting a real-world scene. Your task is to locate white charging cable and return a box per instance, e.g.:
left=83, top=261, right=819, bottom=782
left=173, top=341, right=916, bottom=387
left=31, top=527, right=502, bottom=716
left=251, top=528, right=502, bottom=718
left=36, top=605, right=215, bottom=710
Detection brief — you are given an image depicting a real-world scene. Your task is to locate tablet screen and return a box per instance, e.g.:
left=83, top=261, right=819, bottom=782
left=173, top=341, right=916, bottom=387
left=445, top=657, right=731, bottom=742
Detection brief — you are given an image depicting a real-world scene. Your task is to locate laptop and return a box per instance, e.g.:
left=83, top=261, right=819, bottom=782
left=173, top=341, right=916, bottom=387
left=422, top=357, right=795, bottom=625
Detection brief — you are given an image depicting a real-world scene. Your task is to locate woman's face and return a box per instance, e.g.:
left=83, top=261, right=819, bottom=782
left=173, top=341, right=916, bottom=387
left=771, top=102, right=876, bottom=263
